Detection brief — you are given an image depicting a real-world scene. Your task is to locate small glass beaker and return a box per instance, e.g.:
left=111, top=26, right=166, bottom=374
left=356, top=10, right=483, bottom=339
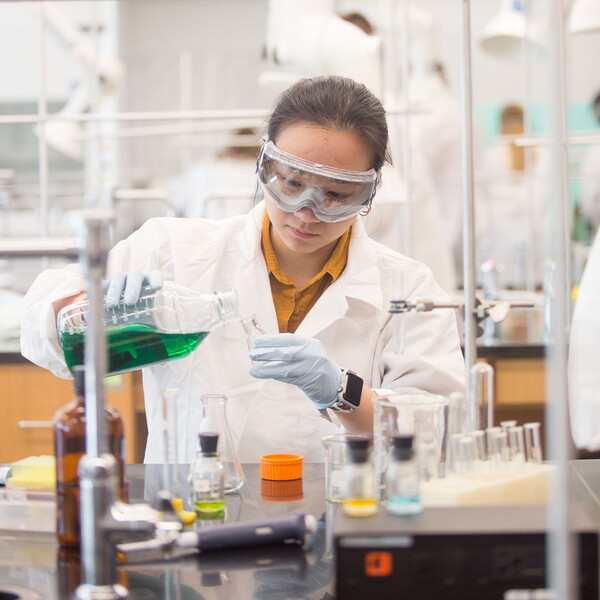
left=198, top=394, right=244, bottom=493
left=373, top=393, right=449, bottom=499
left=321, top=433, right=369, bottom=503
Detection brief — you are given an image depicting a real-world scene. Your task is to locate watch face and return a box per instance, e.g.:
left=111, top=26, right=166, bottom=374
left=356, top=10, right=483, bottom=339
left=344, top=371, right=363, bottom=407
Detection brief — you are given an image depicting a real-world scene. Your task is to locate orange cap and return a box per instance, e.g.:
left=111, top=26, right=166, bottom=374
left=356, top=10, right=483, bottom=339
left=260, top=453, right=303, bottom=481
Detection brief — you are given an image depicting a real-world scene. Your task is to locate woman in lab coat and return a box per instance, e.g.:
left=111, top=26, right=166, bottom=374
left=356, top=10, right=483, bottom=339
left=20, top=75, right=465, bottom=463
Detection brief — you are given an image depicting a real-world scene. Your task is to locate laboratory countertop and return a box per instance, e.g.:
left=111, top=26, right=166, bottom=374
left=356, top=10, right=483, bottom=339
left=1, top=462, right=600, bottom=600
left=0, top=463, right=335, bottom=600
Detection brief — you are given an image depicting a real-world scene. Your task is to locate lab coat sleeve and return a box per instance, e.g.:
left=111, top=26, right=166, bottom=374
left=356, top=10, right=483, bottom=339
left=20, top=218, right=169, bottom=379
left=569, top=230, right=600, bottom=451
left=20, top=264, right=86, bottom=378
left=375, top=264, right=466, bottom=398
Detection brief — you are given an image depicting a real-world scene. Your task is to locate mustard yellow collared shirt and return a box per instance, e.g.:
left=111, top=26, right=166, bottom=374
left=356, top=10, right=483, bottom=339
left=261, top=214, right=350, bottom=333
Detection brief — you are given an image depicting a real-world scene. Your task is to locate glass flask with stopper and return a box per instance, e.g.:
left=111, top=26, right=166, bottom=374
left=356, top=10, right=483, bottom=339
left=198, top=394, right=244, bottom=493
left=57, top=282, right=240, bottom=376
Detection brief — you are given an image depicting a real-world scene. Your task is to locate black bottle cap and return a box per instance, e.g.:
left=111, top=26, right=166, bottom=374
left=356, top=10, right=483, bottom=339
left=155, top=490, right=176, bottom=515
left=346, top=435, right=371, bottom=463
left=199, top=432, right=219, bottom=454
left=392, top=434, right=414, bottom=461
left=73, top=366, right=85, bottom=395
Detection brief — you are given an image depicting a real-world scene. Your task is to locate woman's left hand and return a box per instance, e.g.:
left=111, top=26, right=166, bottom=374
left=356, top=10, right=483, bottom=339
left=249, top=333, right=342, bottom=410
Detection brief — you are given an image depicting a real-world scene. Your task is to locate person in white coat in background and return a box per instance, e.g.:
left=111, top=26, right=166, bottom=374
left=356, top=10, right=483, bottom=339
left=578, top=91, right=600, bottom=236
left=569, top=226, right=600, bottom=453
left=20, top=75, right=465, bottom=464
left=478, top=104, right=550, bottom=290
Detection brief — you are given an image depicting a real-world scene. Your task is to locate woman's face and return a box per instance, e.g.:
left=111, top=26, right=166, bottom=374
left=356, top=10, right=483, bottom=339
left=264, top=122, right=372, bottom=259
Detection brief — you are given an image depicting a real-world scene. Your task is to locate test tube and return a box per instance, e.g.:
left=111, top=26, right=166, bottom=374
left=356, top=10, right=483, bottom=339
left=472, top=430, right=487, bottom=463
left=485, top=426, right=502, bottom=456
left=449, top=433, right=465, bottom=475
left=500, top=420, right=517, bottom=433
left=470, top=362, right=495, bottom=431
left=488, top=428, right=508, bottom=469
left=508, top=426, right=526, bottom=466
left=417, top=431, right=439, bottom=480
left=459, top=436, right=477, bottom=474
left=524, top=422, right=543, bottom=464
left=160, top=388, right=180, bottom=497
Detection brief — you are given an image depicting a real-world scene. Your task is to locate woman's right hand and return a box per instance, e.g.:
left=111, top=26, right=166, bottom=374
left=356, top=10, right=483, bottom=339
left=103, top=270, right=163, bottom=308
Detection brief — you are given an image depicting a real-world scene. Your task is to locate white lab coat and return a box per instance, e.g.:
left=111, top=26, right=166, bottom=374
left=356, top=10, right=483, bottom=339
left=579, top=144, right=600, bottom=233
left=569, top=228, right=600, bottom=451
left=478, top=144, right=550, bottom=289
left=20, top=203, right=465, bottom=463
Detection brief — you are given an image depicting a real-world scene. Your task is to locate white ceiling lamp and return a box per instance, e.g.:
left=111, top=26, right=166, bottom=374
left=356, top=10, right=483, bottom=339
left=568, top=0, right=600, bottom=35
left=480, top=0, right=541, bottom=58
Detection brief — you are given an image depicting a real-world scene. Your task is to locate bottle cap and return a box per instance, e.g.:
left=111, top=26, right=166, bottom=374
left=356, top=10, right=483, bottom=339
left=199, top=432, right=219, bottom=454
left=260, top=453, right=303, bottom=481
left=392, top=434, right=413, bottom=448
left=73, top=366, right=85, bottom=395
left=346, top=436, right=371, bottom=463
left=392, top=434, right=414, bottom=460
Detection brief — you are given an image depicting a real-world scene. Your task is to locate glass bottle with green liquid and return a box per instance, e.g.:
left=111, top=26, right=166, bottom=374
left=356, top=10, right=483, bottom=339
left=189, top=432, right=225, bottom=518
left=57, top=282, right=240, bottom=376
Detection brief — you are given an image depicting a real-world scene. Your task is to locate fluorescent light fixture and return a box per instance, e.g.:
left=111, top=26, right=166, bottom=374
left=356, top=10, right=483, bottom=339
left=480, top=0, right=541, bottom=58
left=568, top=0, right=600, bottom=34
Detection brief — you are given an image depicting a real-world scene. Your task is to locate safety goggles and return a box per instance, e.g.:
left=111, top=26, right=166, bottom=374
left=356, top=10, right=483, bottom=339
left=256, top=140, right=379, bottom=223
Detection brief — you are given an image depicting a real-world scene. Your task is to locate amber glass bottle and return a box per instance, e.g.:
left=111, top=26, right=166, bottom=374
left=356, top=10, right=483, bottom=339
left=53, top=366, right=125, bottom=546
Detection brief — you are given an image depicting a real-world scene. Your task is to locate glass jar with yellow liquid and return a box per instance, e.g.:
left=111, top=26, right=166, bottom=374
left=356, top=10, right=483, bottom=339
left=342, top=436, right=378, bottom=517
left=57, top=282, right=240, bottom=376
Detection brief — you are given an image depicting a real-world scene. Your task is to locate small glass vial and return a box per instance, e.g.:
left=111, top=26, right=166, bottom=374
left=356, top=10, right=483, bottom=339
left=241, top=314, right=267, bottom=351
left=342, top=436, right=378, bottom=517
left=386, top=434, right=422, bottom=516
left=189, top=432, right=225, bottom=518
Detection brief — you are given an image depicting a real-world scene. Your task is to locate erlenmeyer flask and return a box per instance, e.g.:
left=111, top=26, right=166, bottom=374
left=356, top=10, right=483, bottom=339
left=198, top=394, right=244, bottom=493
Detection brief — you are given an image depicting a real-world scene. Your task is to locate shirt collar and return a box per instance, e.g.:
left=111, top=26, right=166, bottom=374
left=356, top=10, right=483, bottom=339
left=260, top=212, right=350, bottom=287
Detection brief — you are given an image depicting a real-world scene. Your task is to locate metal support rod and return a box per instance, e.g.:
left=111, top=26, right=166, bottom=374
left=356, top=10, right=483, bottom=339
left=36, top=4, right=49, bottom=242
left=546, top=1, right=577, bottom=598
left=459, top=0, right=477, bottom=432
left=79, top=214, right=110, bottom=459
left=400, top=0, right=413, bottom=258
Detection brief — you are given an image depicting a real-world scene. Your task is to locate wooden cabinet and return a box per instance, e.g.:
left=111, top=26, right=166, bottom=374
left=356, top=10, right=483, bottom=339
left=479, top=354, right=549, bottom=454
left=0, top=362, right=146, bottom=464
left=488, top=356, right=546, bottom=406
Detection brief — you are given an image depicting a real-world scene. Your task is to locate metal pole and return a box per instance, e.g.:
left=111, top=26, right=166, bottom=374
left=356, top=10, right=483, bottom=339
left=546, top=1, right=577, bottom=598
left=79, top=214, right=110, bottom=460
left=37, top=4, right=49, bottom=242
left=459, top=0, right=477, bottom=431
left=400, top=0, right=412, bottom=258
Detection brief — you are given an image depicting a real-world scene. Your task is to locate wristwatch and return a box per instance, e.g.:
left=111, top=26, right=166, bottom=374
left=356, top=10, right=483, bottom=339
left=330, top=369, right=363, bottom=413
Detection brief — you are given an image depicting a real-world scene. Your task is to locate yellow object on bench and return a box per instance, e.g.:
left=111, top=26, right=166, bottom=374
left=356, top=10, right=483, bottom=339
left=5, top=455, right=56, bottom=490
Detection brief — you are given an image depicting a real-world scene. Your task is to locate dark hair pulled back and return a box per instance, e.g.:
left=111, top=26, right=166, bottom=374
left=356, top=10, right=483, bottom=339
left=266, top=75, right=390, bottom=172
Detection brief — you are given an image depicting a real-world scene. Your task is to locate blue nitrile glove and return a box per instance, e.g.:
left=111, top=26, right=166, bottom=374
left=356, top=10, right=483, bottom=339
left=249, top=334, right=343, bottom=410
left=103, top=270, right=163, bottom=308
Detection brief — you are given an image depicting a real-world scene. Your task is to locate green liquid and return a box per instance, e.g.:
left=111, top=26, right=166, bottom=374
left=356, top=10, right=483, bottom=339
left=60, top=323, right=209, bottom=376
left=194, top=499, right=225, bottom=518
